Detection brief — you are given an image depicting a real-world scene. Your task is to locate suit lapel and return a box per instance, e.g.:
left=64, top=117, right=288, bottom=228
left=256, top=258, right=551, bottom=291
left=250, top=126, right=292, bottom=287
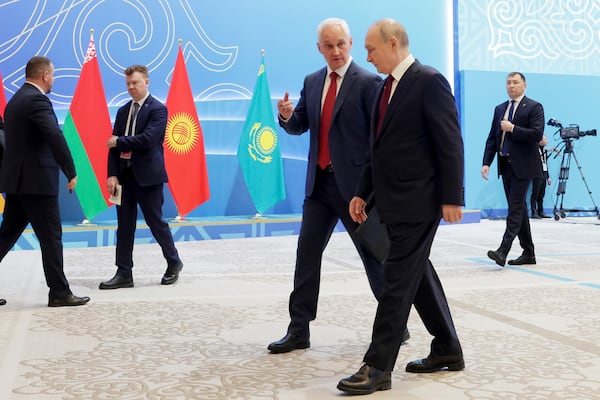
left=333, top=62, right=356, bottom=119
left=377, top=61, right=420, bottom=139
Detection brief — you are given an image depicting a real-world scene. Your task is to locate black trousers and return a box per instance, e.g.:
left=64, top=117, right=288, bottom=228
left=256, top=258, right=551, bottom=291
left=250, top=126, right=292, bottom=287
left=0, top=194, right=71, bottom=298
left=286, top=168, right=384, bottom=338
left=363, top=219, right=461, bottom=371
left=500, top=160, right=534, bottom=255
left=530, top=177, right=546, bottom=214
left=115, top=167, right=180, bottom=276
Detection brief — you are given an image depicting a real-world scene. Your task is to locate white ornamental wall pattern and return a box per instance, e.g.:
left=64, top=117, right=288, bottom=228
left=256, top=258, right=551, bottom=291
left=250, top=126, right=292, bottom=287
left=487, top=0, right=599, bottom=61
left=0, top=0, right=241, bottom=106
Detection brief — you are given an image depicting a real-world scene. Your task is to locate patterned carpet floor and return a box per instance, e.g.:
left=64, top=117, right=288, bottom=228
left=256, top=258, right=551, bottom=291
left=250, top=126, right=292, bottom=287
left=1, top=217, right=599, bottom=399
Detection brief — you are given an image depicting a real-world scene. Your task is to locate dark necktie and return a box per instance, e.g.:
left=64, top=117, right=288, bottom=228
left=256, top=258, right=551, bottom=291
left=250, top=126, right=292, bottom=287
left=500, top=100, right=515, bottom=156
left=121, top=102, right=140, bottom=160
left=318, top=71, right=338, bottom=169
left=127, top=102, right=140, bottom=136
left=377, top=75, right=393, bottom=136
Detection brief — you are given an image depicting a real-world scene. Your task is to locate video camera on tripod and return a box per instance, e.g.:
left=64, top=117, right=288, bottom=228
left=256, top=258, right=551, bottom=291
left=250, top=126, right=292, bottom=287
left=546, top=118, right=599, bottom=220
left=547, top=118, right=597, bottom=140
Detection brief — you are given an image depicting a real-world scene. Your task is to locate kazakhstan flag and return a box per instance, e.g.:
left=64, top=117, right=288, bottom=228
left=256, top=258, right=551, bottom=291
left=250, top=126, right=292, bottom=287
left=237, top=54, right=286, bottom=214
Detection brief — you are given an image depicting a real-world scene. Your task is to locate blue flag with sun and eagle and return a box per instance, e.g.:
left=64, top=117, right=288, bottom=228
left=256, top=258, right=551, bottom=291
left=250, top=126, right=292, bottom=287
left=237, top=54, right=286, bottom=214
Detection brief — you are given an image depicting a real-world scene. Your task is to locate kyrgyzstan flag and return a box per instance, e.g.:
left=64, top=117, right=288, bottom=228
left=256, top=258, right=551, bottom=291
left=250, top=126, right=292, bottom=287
left=164, top=45, right=210, bottom=217
left=62, top=32, right=112, bottom=220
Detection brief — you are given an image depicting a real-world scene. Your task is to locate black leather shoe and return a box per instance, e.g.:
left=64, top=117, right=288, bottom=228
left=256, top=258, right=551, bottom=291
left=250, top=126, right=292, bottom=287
left=539, top=213, right=551, bottom=218
left=48, top=294, right=90, bottom=307
left=0, top=298, right=6, bottom=306
left=487, top=249, right=507, bottom=267
left=161, top=261, right=183, bottom=285
left=337, top=364, right=391, bottom=395
left=508, top=254, right=536, bottom=265
left=531, top=214, right=542, bottom=219
left=402, top=327, right=410, bottom=343
left=99, top=274, right=134, bottom=290
left=406, top=354, right=464, bottom=373
left=267, top=333, right=310, bottom=353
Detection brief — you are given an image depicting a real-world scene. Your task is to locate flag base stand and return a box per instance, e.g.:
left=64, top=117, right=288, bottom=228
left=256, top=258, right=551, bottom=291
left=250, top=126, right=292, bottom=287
left=169, top=215, right=188, bottom=223
left=76, top=218, right=97, bottom=227
left=251, top=213, right=264, bottom=220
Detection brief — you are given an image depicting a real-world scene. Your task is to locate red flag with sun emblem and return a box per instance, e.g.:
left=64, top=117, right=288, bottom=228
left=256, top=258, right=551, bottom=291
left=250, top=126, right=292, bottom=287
left=165, top=45, right=210, bottom=216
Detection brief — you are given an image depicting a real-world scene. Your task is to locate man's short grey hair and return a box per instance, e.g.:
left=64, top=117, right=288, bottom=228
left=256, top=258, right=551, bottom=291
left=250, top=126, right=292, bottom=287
left=317, top=18, right=351, bottom=41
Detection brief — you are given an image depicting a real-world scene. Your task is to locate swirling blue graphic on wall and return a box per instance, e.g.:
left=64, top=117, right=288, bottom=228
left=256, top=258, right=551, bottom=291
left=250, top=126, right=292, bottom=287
left=0, top=0, right=240, bottom=106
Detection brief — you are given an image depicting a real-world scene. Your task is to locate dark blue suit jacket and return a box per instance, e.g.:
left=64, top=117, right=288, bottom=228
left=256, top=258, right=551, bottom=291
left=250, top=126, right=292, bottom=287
left=482, top=95, right=544, bottom=179
left=280, top=61, right=381, bottom=201
left=356, top=60, right=464, bottom=224
left=107, top=95, right=168, bottom=186
left=0, top=83, right=76, bottom=195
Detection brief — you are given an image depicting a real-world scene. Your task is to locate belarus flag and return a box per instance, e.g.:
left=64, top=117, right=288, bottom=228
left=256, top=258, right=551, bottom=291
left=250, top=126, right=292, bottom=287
left=63, top=32, right=112, bottom=220
left=164, top=45, right=210, bottom=217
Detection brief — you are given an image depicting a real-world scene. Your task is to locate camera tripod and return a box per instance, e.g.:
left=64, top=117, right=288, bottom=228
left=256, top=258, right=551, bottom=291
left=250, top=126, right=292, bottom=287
left=552, top=138, right=600, bottom=220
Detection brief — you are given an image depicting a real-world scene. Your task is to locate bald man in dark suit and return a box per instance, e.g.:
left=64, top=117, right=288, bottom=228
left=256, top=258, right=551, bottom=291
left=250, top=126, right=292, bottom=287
left=338, top=19, right=464, bottom=395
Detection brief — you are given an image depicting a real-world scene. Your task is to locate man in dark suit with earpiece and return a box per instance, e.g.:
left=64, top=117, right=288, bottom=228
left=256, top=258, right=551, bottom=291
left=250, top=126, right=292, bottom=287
left=482, top=72, right=544, bottom=267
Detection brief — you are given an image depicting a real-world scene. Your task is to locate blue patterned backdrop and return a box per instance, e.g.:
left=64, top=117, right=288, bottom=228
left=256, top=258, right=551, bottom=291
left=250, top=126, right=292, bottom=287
left=0, top=0, right=453, bottom=221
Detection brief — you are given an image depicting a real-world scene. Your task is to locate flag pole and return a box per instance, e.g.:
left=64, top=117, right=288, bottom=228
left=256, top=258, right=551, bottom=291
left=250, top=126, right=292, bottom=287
left=253, top=49, right=264, bottom=221
left=168, top=38, right=188, bottom=224
left=76, top=29, right=98, bottom=227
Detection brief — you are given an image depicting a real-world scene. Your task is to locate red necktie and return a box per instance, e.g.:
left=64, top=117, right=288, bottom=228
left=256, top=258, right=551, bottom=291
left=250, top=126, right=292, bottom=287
left=376, top=75, right=393, bottom=136
left=318, top=71, right=338, bottom=169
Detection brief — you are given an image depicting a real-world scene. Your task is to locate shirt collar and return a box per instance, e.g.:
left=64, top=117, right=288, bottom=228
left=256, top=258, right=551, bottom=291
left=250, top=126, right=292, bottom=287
left=327, top=56, right=353, bottom=79
left=25, top=81, right=45, bottom=95
left=390, top=54, right=415, bottom=82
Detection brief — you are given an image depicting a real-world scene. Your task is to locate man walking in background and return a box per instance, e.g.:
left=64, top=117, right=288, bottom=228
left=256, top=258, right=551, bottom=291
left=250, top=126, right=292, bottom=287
left=482, top=72, right=544, bottom=266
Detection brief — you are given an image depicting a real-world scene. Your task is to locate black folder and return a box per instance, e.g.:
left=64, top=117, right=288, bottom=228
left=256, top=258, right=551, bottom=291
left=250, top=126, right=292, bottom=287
left=355, top=205, right=390, bottom=264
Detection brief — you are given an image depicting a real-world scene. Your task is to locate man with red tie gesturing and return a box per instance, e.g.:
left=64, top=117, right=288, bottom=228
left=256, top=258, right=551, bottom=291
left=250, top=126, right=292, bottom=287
left=482, top=72, right=544, bottom=267
left=338, top=19, right=465, bottom=395
left=268, top=17, right=411, bottom=354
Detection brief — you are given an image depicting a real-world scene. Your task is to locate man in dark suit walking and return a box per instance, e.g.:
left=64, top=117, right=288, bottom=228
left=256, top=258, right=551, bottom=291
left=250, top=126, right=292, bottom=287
left=482, top=72, right=544, bottom=267
left=0, top=56, right=90, bottom=307
left=268, top=17, right=409, bottom=354
left=337, top=19, right=464, bottom=395
left=100, top=65, right=183, bottom=289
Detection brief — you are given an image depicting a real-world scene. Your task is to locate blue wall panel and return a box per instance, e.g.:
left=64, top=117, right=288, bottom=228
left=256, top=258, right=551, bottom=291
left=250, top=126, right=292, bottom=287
left=1, top=0, right=453, bottom=223
left=461, top=70, right=600, bottom=217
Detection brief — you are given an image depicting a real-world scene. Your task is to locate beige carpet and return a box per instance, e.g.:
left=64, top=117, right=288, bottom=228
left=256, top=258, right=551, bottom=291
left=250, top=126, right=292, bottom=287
left=1, top=217, right=599, bottom=399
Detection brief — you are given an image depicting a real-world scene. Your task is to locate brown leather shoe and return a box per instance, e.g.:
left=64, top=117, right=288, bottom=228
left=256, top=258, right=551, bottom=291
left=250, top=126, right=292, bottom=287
left=337, top=364, right=391, bottom=395
left=405, top=354, right=464, bottom=373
